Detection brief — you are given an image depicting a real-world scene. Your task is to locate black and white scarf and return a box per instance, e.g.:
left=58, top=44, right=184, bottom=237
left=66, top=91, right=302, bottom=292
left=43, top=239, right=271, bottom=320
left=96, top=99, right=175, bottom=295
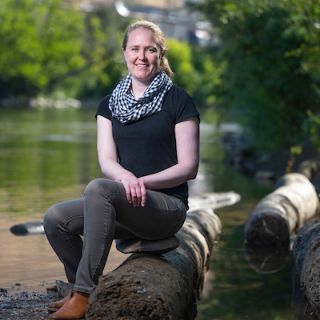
left=109, top=71, right=173, bottom=124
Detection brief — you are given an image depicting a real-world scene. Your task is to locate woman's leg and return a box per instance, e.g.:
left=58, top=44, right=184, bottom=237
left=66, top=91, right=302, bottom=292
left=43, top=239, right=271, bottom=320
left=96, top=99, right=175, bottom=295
left=44, top=198, right=84, bottom=285
left=47, top=178, right=186, bottom=319
left=73, top=178, right=186, bottom=294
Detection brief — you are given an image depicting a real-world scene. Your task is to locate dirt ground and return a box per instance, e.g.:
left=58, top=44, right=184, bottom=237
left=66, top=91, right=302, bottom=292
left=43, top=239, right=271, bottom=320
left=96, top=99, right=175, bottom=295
left=0, top=246, right=127, bottom=320
left=0, top=284, right=61, bottom=320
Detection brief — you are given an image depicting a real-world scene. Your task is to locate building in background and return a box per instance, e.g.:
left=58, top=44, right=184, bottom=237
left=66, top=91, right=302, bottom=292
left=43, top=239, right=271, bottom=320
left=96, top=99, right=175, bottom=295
left=67, top=0, right=213, bottom=45
left=114, top=0, right=212, bottom=45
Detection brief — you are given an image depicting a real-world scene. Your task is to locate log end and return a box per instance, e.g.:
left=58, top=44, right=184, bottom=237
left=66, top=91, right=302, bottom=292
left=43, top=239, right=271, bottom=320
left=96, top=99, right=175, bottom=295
left=244, top=212, right=290, bottom=247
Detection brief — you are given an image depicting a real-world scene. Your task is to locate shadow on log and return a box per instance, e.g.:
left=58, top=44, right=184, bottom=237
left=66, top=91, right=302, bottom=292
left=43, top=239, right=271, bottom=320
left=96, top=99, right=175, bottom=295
left=87, top=208, right=222, bottom=320
left=244, top=173, right=319, bottom=248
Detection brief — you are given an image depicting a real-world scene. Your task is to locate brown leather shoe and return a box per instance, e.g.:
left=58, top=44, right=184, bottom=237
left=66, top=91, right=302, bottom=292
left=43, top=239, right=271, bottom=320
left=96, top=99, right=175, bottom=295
left=48, top=292, right=89, bottom=319
left=48, top=291, right=73, bottom=312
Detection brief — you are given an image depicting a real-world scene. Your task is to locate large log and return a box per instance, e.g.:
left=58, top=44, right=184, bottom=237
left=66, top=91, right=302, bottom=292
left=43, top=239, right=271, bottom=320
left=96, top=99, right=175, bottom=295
left=86, top=192, right=235, bottom=320
left=244, top=173, right=319, bottom=247
left=292, top=221, right=320, bottom=317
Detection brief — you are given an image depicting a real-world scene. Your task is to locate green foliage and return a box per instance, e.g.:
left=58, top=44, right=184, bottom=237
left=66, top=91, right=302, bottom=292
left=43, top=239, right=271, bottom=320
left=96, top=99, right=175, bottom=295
left=73, top=10, right=127, bottom=98
left=191, top=46, right=226, bottom=110
left=168, top=39, right=224, bottom=110
left=0, top=0, right=86, bottom=97
left=0, top=0, right=127, bottom=99
left=190, top=0, right=320, bottom=151
left=0, top=0, right=223, bottom=108
left=304, top=112, right=320, bottom=151
left=167, top=39, right=196, bottom=94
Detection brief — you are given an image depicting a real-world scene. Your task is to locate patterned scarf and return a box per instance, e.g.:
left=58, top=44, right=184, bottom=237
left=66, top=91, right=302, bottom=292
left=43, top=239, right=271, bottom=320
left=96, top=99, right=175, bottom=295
left=109, top=71, right=173, bottom=124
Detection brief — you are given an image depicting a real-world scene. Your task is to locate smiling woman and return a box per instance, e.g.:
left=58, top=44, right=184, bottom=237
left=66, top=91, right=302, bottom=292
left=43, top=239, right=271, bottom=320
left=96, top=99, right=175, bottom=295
left=123, top=28, right=161, bottom=91
left=43, top=20, right=200, bottom=319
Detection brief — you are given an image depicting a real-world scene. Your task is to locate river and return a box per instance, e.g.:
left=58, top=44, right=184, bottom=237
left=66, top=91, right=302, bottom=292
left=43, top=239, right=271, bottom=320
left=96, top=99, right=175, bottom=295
left=0, top=108, right=296, bottom=319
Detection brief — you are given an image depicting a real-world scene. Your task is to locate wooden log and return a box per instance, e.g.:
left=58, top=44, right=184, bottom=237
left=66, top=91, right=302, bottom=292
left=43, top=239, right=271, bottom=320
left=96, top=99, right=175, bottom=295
left=244, top=173, right=319, bottom=247
left=188, top=191, right=240, bottom=211
left=86, top=207, right=223, bottom=320
left=292, top=221, right=320, bottom=317
left=10, top=220, right=44, bottom=236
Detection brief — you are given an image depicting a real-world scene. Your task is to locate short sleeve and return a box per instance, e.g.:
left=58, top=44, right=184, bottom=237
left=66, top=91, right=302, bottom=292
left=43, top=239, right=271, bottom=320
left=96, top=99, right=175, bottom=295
left=166, top=86, right=200, bottom=124
left=95, top=95, right=112, bottom=120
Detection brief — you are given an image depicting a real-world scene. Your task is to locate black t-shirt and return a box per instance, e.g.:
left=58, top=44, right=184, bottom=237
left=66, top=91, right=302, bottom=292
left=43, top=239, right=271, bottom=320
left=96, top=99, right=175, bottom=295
left=96, top=85, right=199, bottom=208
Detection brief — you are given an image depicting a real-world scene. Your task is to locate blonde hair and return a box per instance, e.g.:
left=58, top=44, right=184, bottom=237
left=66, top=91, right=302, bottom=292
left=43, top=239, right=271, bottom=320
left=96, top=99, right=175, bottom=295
left=122, top=20, right=173, bottom=79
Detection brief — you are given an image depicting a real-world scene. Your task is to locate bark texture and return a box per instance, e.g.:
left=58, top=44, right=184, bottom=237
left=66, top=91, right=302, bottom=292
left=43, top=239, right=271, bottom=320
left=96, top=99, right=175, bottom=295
left=86, top=208, right=222, bottom=320
left=292, top=221, right=320, bottom=317
left=244, top=173, right=319, bottom=247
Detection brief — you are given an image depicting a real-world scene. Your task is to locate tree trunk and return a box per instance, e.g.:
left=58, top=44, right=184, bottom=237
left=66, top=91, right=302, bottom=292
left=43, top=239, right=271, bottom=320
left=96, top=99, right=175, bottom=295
left=244, top=173, right=319, bottom=247
left=86, top=193, right=229, bottom=320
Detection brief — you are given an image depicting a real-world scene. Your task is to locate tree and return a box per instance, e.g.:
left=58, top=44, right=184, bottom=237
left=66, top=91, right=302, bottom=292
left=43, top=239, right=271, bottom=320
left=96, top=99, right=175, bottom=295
left=0, top=0, right=84, bottom=97
left=0, top=0, right=126, bottom=100
left=190, top=0, right=320, bottom=150
left=167, top=38, right=223, bottom=111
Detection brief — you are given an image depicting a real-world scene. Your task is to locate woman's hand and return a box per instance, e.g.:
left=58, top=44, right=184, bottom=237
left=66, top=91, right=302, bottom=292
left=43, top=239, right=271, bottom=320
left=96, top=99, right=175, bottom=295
left=97, top=116, right=147, bottom=206
left=115, top=173, right=147, bottom=207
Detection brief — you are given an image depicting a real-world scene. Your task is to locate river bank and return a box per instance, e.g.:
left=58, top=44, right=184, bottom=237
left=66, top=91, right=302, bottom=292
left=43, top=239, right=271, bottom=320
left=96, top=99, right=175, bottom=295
left=0, top=285, right=57, bottom=320
left=0, top=245, right=126, bottom=320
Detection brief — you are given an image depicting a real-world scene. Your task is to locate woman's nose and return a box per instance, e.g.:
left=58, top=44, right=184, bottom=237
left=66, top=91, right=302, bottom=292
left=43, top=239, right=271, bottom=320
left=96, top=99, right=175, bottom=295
left=138, top=49, right=146, bottom=60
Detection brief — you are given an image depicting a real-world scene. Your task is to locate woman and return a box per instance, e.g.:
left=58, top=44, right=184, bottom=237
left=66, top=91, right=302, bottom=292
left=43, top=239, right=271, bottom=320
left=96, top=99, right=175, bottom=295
left=44, top=20, right=199, bottom=319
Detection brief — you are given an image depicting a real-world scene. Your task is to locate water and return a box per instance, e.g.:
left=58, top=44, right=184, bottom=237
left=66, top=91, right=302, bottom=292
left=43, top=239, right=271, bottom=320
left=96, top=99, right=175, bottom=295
left=0, top=108, right=126, bottom=291
left=0, top=108, right=295, bottom=319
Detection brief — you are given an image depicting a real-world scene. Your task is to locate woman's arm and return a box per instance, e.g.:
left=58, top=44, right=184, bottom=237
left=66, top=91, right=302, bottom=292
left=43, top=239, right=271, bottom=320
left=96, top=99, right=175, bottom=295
left=97, top=115, right=127, bottom=179
left=141, top=117, right=199, bottom=189
left=97, top=115, right=147, bottom=206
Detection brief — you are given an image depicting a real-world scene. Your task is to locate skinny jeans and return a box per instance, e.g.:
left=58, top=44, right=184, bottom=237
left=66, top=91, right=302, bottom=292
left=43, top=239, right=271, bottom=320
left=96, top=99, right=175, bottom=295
left=44, top=178, right=186, bottom=294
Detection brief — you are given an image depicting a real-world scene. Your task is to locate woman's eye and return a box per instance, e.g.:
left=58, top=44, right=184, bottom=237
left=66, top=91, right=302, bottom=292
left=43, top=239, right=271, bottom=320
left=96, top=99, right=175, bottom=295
left=148, top=48, right=157, bottom=53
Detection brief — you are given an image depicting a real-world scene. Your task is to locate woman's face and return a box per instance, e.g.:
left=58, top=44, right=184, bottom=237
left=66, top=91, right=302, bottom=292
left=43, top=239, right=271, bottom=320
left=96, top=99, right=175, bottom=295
left=123, top=27, right=161, bottom=85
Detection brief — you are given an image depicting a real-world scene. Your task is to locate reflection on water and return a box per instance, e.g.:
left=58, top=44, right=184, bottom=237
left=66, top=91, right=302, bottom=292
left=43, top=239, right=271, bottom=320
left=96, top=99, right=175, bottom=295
left=0, top=108, right=295, bottom=318
left=244, top=244, right=290, bottom=274
left=197, top=204, right=294, bottom=320
left=197, top=128, right=295, bottom=319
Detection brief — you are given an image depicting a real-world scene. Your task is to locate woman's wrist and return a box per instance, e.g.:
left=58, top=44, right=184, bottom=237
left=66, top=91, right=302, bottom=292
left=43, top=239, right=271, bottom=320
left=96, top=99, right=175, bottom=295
left=115, top=171, right=136, bottom=182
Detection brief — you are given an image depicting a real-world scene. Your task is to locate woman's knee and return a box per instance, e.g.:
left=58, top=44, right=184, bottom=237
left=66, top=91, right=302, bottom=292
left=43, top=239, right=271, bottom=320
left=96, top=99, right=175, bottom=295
left=43, top=204, right=66, bottom=235
left=84, top=178, right=122, bottom=198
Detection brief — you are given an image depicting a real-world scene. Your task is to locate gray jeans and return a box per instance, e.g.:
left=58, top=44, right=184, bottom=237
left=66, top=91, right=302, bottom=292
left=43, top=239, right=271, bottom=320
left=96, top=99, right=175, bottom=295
left=44, top=178, right=186, bottom=294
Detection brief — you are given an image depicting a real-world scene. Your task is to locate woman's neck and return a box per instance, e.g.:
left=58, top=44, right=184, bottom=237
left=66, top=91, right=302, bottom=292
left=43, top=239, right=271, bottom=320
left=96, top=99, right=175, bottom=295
left=131, top=79, right=149, bottom=99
